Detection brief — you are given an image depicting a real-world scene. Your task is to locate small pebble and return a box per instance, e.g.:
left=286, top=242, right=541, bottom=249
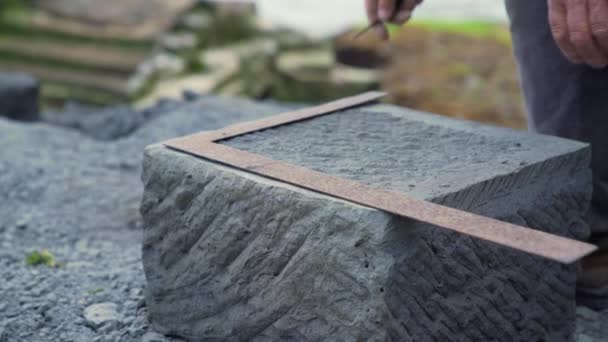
left=84, top=303, right=121, bottom=329
left=142, top=331, right=170, bottom=342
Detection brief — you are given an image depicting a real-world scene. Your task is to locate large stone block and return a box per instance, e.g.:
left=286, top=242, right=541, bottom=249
left=0, top=73, right=39, bottom=122
left=141, top=103, right=592, bottom=341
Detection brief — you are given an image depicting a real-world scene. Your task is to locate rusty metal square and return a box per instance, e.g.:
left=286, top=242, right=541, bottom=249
left=164, top=92, right=595, bottom=264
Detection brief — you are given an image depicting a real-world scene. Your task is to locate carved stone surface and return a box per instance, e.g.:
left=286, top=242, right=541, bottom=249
left=141, top=103, right=592, bottom=341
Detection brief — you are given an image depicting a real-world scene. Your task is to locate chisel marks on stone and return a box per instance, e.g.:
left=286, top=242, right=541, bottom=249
left=145, top=96, right=594, bottom=341
left=142, top=141, right=590, bottom=340
left=165, top=140, right=596, bottom=264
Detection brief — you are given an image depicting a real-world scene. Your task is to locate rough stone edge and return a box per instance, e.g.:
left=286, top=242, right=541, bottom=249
left=143, top=144, right=375, bottom=209
left=141, top=144, right=395, bottom=339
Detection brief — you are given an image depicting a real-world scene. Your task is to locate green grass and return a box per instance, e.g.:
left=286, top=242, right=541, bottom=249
left=0, top=2, right=30, bottom=24
left=411, top=20, right=509, bottom=40
left=25, top=250, right=59, bottom=267
left=86, top=288, right=104, bottom=296
left=42, top=83, right=127, bottom=107
left=384, top=19, right=511, bottom=44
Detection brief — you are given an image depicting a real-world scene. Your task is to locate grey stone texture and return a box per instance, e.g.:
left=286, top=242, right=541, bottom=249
left=0, top=72, right=39, bottom=121
left=577, top=307, right=608, bottom=340
left=0, top=88, right=604, bottom=341
left=84, top=303, right=122, bottom=329
left=40, top=99, right=186, bottom=141
left=141, top=104, right=593, bottom=341
left=0, top=93, right=283, bottom=342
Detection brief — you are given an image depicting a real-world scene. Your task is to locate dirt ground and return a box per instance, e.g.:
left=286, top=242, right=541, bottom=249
left=336, top=24, right=527, bottom=130
left=386, top=26, right=526, bottom=129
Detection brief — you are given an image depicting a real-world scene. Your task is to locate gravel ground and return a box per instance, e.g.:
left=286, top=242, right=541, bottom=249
left=0, top=93, right=606, bottom=341
left=0, top=94, right=284, bottom=342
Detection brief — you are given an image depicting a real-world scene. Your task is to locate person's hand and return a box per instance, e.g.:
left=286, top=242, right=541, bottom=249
left=364, top=0, right=423, bottom=39
left=549, top=0, right=608, bottom=68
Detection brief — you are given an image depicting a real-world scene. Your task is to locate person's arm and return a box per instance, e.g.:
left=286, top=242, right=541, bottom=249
left=548, top=0, right=608, bottom=68
left=364, top=0, right=423, bottom=39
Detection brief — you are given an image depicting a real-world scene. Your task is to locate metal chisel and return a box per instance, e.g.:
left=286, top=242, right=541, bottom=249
left=354, top=0, right=405, bottom=39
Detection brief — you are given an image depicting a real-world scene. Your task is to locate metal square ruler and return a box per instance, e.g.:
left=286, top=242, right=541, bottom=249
left=164, top=92, right=596, bottom=264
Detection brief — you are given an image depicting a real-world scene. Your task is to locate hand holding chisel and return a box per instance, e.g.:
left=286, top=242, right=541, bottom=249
left=357, top=0, right=423, bottom=39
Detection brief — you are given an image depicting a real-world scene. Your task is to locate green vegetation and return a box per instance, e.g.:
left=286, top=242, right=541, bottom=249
left=0, top=48, right=133, bottom=76
left=195, top=13, right=259, bottom=49
left=0, top=0, right=30, bottom=13
left=42, top=83, right=128, bottom=108
left=129, top=73, right=160, bottom=102
left=390, top=20, right=511, bottom=44
left=26, top=250, right=59, bottom=267
left=179, top=4, right=259, bottom=48
left=178, top=49, right=206, bottom=74
left=87, top=288, right=104, bottom=295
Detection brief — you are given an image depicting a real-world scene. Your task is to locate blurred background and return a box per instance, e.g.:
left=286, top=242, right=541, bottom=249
left=0, top=0, right=526, bottom=129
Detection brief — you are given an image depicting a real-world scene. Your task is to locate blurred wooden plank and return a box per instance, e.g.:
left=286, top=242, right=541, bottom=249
left=0, top=61, right=129, bottom=96
left=0, top=38, right=148, bottom=72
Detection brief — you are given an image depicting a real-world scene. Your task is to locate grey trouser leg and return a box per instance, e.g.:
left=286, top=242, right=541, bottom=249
left=506, top=0, right=608, bottom=239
